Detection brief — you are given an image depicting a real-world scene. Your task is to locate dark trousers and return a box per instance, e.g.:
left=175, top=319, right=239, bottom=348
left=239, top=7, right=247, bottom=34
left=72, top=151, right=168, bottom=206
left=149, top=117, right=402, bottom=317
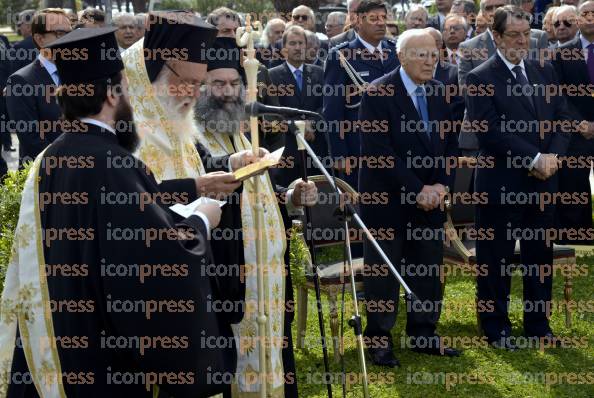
left=556, top=165, right=593, bottom=244
left=475, top=204, right=554, bottom=341
left=363, top=225, right=444, bottom=349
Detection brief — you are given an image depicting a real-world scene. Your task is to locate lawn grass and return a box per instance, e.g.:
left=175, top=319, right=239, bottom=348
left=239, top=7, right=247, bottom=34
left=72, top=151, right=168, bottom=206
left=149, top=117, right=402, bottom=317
left=293, top=251, right=594, bottom=397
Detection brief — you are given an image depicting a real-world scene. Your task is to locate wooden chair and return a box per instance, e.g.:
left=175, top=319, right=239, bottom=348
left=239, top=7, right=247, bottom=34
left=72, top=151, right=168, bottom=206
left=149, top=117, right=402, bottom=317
left=289, top=175, right=365, bottom=362
left=443, top=157, right=575, bottom=329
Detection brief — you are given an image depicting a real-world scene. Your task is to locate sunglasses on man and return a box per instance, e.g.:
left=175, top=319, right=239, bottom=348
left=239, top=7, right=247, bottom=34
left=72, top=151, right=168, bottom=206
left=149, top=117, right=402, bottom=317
left=553, top=19, right=575, bottom=28
left=293, top=14, right=310, bottom=21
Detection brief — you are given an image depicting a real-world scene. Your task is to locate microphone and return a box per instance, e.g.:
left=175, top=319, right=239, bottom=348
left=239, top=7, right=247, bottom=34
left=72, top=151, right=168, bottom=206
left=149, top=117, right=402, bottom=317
left=244, top=101, right=321, bottom=120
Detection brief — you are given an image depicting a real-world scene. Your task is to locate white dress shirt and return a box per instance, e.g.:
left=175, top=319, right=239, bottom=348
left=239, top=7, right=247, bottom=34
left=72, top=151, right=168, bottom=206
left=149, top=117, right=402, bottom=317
left=38, top=54, right=60, bottom=86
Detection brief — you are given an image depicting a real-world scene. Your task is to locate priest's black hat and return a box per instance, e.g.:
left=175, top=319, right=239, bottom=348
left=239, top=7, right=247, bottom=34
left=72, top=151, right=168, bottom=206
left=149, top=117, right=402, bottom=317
left=143, top=11, right=218, bottom=82
left=47, top=27, right=124, bottom=85
left=206, top=37, right=242, bottom=72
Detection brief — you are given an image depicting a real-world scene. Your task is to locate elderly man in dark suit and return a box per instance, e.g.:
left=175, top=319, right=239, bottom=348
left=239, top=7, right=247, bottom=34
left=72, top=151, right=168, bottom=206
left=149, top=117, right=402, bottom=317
left=323, top=0, right=399, bottom=189
left=358, top=28, right=460, bottom=368
left=552, top=0, right=594, bottom=243
left=269, top=25, right=326, bottom=186
left=6, top=8, right=71, bottom=166
left=466, top=6, right=574, bottom=350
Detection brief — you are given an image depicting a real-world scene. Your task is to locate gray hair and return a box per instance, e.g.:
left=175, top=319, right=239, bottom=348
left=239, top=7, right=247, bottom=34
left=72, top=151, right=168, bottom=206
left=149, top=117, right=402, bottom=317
left=424, top=26, right=443, bottom=41
left=327, top=11, right=347, bottom=26
left=305, top=30, right=320, bottom=47
left=444, top=13, right=469, bottom=30
left=554, top=4, right=578, bottom=19
left=113, top=12, right=135, bottom=25
left=405, top=4, right=429, bottom=20
left=261, top=18, right=286, bottom=47
left=292, top=5, right=315, bottom=20
left=397, top=28, right=431, bottom=53
left=347, top=0, right=362, bottom=13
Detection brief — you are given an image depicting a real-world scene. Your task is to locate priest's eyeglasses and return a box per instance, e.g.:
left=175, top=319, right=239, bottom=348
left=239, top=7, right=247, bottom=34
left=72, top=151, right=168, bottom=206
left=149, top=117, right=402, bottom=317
left=164, top=62, right=198, bottom=91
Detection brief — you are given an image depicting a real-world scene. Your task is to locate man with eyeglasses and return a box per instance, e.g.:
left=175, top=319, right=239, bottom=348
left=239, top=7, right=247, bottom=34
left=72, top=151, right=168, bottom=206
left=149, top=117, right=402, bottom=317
left=551, top=0, right=594, bottom=244
left=325, top=11, right=347, bottom=39
left=443, top=14, right=469, bottom=64
left=114, top=13, right=138, bottom=52
left=324, top=0, right=400, bottom=190
left=466, top=5, right=575, bottom=351
left=552, top=5, right=580, bottom=46
left=5, top=8, right=71, bottom=167
left=457, top=0, right=549, bottom=156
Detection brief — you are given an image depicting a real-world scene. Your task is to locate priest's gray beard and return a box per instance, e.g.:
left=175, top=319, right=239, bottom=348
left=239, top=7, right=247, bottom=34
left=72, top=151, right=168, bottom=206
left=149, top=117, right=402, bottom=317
left=153, top=71, right=199, bottom=140
left=194, top=84, right=247, bottom=135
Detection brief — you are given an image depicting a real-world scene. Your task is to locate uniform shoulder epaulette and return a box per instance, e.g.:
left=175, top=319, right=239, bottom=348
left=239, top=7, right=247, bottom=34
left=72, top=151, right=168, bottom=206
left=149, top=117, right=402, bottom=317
left=329, top=41, right=349, bottom=52
left=385, top=38, right=397, bottom=47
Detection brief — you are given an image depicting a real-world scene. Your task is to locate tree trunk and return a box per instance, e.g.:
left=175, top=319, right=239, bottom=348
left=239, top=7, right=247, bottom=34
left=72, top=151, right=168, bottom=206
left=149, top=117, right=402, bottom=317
left=131, top=0, right=147, bottom=12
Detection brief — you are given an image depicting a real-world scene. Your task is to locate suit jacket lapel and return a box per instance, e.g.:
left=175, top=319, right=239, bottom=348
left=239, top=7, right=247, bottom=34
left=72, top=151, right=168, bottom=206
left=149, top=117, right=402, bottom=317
left=426, top=82, right=442, bottom=154
left=493, top=55, right=537, bottom=117
left=393, top=68, right=433, bottom=153
left=569, top=39, right=591, bottom=84
left=299, top=65, right=309, bottom=105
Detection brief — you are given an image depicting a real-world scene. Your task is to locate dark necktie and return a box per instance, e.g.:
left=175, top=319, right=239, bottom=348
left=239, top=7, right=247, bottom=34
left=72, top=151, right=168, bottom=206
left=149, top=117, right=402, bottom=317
left=587, top=43, right=594, bottom=85
left=414, top=86, right=430, bottom=139
left=512, top=65, right=535, bottom=113
left=294, top=69, right=302, bottom=91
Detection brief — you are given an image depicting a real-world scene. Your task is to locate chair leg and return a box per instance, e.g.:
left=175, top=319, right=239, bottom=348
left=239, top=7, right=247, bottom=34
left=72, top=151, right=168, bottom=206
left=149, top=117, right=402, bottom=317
left=564, top=259, right=574, bottom=329
left=328, top=293, right=340, bottom=363
left=297, top=285, right=308, bottom=349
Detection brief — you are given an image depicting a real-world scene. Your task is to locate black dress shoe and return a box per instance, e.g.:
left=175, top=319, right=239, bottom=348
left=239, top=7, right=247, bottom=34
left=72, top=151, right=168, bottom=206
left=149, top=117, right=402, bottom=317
left=411, top=345, right=461, bottom=357
left=368, top=348, right=400, bottom=368
left=489, top=337, right=518, bottom=352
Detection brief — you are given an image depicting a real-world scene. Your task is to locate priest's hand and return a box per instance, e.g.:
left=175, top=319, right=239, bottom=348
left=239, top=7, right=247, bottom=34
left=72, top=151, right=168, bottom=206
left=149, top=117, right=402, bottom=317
left=292, top=180, right=318, bottom=207
left=229, top=148, right=269, bottom=171
left=196, top=171, right=241, bottom=198
left=195, top=202, right=222, bottom=229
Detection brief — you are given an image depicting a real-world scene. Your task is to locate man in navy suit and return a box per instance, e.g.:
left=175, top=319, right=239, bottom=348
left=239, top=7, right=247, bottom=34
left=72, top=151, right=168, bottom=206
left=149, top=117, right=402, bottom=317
left=466, top=6, right=574, bottom=350
left=323, top=0, right=399, bottom=190
left=358, top=29, right=460, bottom=367
left=552, top=0, right=594, bottom=243
left=268, top=25, right=326, bottom=186
left=6, top=9, right=71, bottom=166
left=0, top=10, right=37, bottom=152
left=425, top=27, right=466, bottom=129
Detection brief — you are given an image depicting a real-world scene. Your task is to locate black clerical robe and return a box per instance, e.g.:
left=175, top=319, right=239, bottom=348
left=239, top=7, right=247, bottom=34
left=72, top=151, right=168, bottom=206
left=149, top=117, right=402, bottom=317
left=7, top=123, right=232, bottom=398
left=195, top=140, right=298, bottom=398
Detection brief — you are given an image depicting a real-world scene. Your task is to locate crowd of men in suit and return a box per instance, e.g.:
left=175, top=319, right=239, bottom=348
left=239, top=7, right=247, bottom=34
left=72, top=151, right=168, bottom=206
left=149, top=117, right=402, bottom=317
left=0, top=0, right=592, bottom=386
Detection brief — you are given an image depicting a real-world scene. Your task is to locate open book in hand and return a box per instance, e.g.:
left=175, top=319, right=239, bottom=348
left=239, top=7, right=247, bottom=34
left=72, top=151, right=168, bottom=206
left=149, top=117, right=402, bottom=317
left=233, top=146, right=285, bottom=182
left=169, top=197, right=227, bottom=219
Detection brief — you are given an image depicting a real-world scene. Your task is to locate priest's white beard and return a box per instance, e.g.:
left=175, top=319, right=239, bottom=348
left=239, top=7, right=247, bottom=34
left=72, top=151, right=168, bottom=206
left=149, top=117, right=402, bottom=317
left=153, top=72, right=200, bottom=141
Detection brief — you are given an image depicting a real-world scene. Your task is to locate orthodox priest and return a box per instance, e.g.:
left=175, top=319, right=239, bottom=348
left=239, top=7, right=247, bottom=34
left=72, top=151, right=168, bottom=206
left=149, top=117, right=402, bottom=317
left=0, top=27, right=232, bottom=398
left=194, top=37, right=318, bottom=398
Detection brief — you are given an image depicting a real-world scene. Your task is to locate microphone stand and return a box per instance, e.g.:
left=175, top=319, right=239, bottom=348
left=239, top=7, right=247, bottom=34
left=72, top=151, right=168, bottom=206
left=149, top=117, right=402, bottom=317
left=293, top=120, right=333, bottom=398
left=291, top=115, right=420, bottom=398
left=247, top=103, right=421, bottom=398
